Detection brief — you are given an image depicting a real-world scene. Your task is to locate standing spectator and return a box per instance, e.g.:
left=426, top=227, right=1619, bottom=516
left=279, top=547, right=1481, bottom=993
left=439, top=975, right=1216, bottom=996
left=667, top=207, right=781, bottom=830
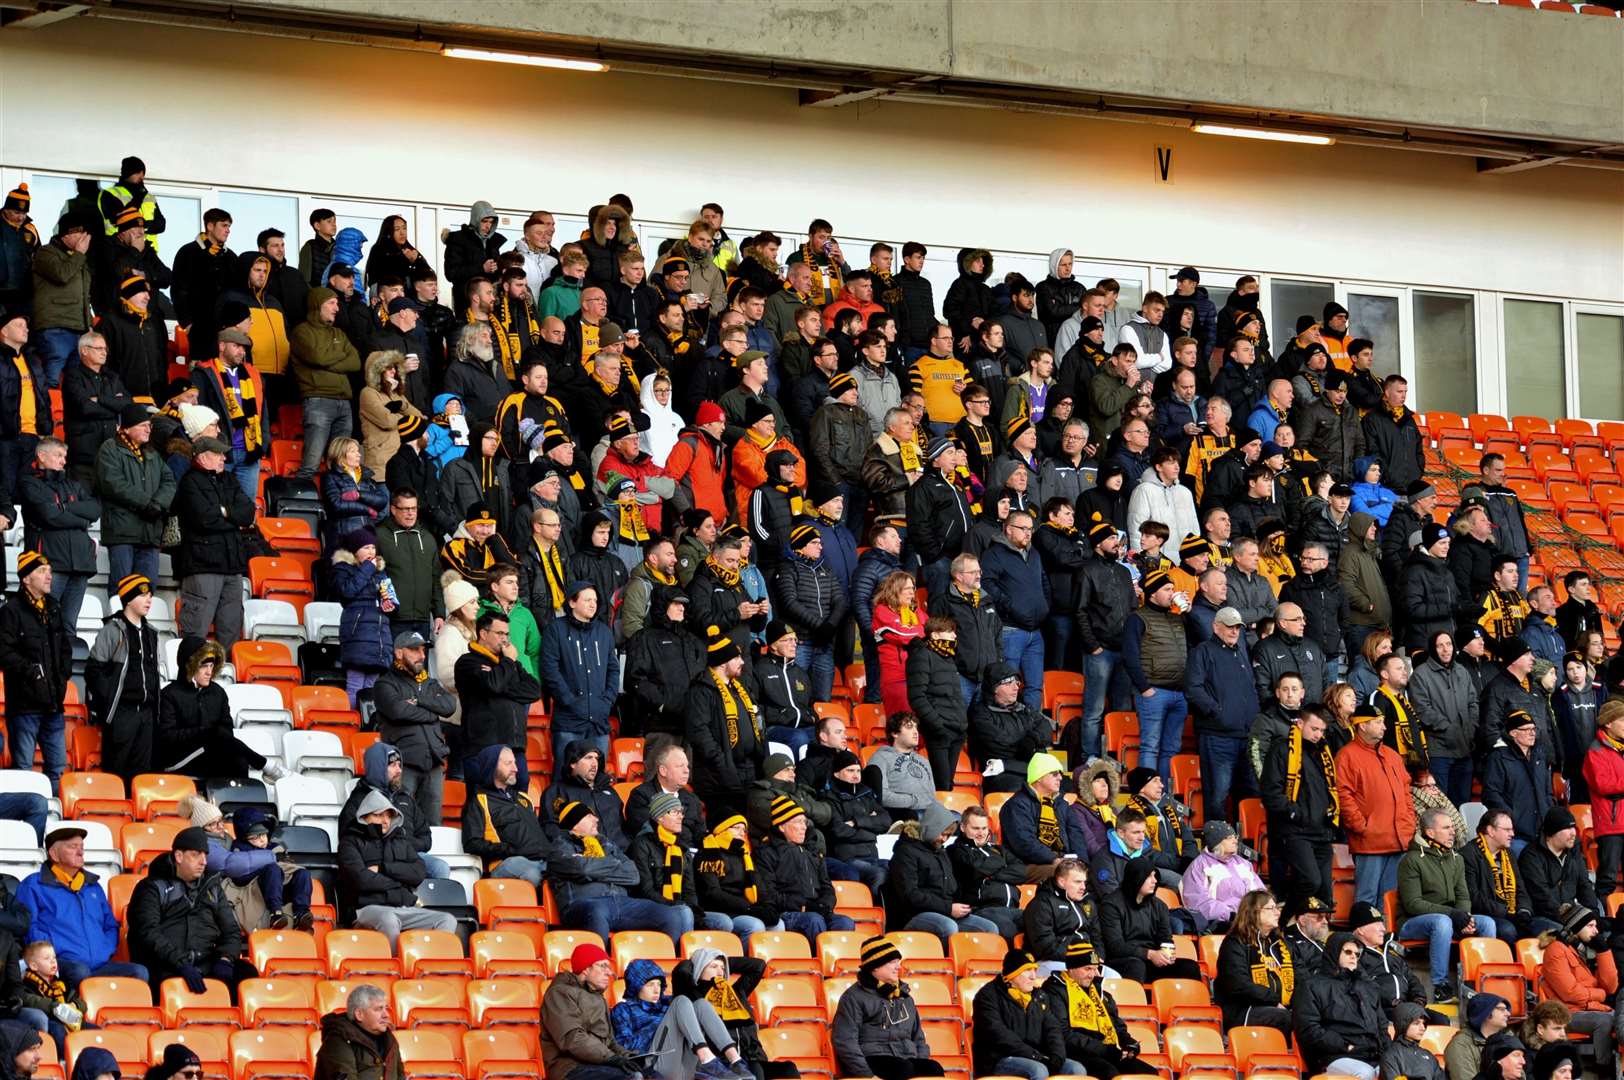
left=1123, top=571, right=1189, bottom=784
left=1075, top=519, right=1135, bottom=760
left=373, top=630, right=456, bottom=827
left=461, top=745, right=550, bottom=885
left=127, top=827, right=250, bottom=993
left=313, top=985, right=404, bottom=1080
left=375, top=488, right=440, bottom=641
left=771, top=523, right=847, bottom=703
left=905, top=617, right=969, bottom=791
left=622, top=588, right=706, bottom=741
left=95, top=404, right=174, bottom=606
left=455, top=608, right=543, bottom=792
left=1337, top=705, right=1418, bottom=905
left=687, top=632, right=768, bottom=820
left=157, top=637, right=286, bottom=780
left=982, top=510, right=1050, bottom=710
left=1478, top=453, right=1532, bottom=591
left=1582, top=700, right=1624, bottom=900
left=29, top=210, right=96, bottom=390
left=174, top=436, right=255, bottom=647
left=1396, top=808, right=1500, bottom=1002
left=1407, top=631, right=1480, bottom=807
left=443, top=202, right=505, bottom=312
left=539, top=582, right=618, bottom=773
left=1261, top=710, right=1338, bottom=910
left=170, top=208, right=236, bottom=360
left=830, top=936, right=941, bottom=1080
left=299, top=209, right=338, bottom=288
left=1186, top=607, right=1261, bottom=823
left=482, top=563, right=540, bottom=679
left=1481, top=711, right=1552, bottom=855
left=338, top=790, right=456, bottom=949
left=1361, top=374, right=1424, bottom=494
left=59, top=330, right=130, bottom=487
left=84, top=573, right=161, bottom=783
left=19, top=438, right=100, bottom=635
left=290, top=287, right=361, bottom=478
left=192, top=326, right=266, bottom=502
left=331, top=528, right=395, bottom=705
left=0, top=553, right=70, bottom=792
left=1555, top=571, right=1605, bottom=652
left=17, top=825, right=147, bottom=991
left=871, top=571, right=925, bottom=716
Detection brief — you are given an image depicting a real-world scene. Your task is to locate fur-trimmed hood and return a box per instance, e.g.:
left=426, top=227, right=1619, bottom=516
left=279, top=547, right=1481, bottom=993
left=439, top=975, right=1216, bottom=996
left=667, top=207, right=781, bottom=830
left=957, top=247, right=992, bottom=280
left=1079, top=758, right=1121, bottom=804
left=590, top=204, right=635, bottom=247
left=331, top=548, right=386, bottom=571
left=364, top=349, right=406, bottom=392
left=178, top=636, right=227, bottom=681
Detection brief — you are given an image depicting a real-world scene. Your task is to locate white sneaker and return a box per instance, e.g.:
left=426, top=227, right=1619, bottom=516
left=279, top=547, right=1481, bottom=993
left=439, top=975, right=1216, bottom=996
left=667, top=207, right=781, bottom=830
left=262, top=761, right=288, bottom=782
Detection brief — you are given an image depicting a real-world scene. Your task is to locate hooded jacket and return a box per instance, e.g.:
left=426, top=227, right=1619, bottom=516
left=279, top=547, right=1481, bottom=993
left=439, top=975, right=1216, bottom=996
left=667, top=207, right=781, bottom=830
left=314, top=1009, right=404, bottom=1080
left=880, top=802, right=959, bottom=928
left=541, top=741, right=627, bottom=849
left=1294, top=946, right=1391, bottom=1074
left=1037, top=251, right=1085, bottom=343
left=339, top=740, right=434, bottom=854
left=442, top=203, right=507, bottom=305
left=1098, top=859, right=1173, bottom=967
left=338, top=787, right=426, bottom=915
left=154, top=638, right=232, bottom=773
left=1338, top=511, right=1392, bottom=628
left=942, top=247, right=994, bottom=344
left=672, top=950, right=770, bottom=1065
left=127, top=850, right=242, bottom=981
left=94, top=423, right=176, bottom=547
left=331, top=549, right=395, bottom=673
left=622, top=585, right=707, bottom=735
left=1409, top=642, right=1481, bottom=760
left=1126, top=467, right=1201, bottom=558
left=1401, top=547, right=1459, bottom=649
left=290, top=287, right=362, bottom=400
left=578, top=205, right=633, bottom=290
left=968, top=662, right=1054, bottom=772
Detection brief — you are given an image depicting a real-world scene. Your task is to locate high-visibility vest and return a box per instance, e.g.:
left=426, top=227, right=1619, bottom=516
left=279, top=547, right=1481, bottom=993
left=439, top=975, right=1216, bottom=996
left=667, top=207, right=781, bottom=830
left=101, top=184, right=162, bottom=253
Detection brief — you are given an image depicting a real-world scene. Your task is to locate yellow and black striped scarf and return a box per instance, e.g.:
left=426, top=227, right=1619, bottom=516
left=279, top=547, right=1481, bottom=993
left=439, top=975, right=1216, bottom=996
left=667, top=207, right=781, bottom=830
left=1127, top=794, right=1184, bottom=857
left=615, top=501, right=651, bottom=544
left=704, top=556, right=740, bottom=588
left=1062, top=975, right=1119, bottom=1047
left=656, top=825, right=684, bottom=902
left=1477, top=835, right=1517, bottom=914
left=1379, top=685, right=1427, bottom=767
left=706, top=976, right=750, bottom=1023
left=1251, top=934, right=1295, bottom=1006
left=210, top=358, right=262, bottom=454
left=117, top=430, right=145, bottom=462
left=1037, top=796, right=1062, bottom=852
left=701, top=819, right=759, bottom=904
left=468, top=308, right=516, bottom=378
left=712, top=668, right=759, bottom=749
left=534, top=541, right=566, bottom=613
left=1284, top=725, right=1339, bottom=825
left=926, top=638, right=956, bottom=659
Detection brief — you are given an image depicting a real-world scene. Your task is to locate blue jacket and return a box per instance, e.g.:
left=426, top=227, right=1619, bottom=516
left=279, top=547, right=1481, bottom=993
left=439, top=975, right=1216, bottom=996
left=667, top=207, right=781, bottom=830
left=980, top=536, right=1052, bottom=632
left=851, top=547, right=900, bottom=644
left=1186, top=636, right=1260, bottom=738
left=1480, top=743, right=1553, bottom=844
left=428, top=394, right=464, bottom=472
left=611, top=958, right=671, bottom=1052
left=1248, top=401, right=1290, bottom=444
left=332, top=552, right=394, bottom=672
left=538, top=613, right=619, bottom=734
left=17, top=866, right=119, bottom=968
left=1520, top=616, right=1565, bottom=668
left=999, top=785, right=1082, bottom=868
left=210, top=834, right=278, bottom=884
left=1154, top=394, right=1205, bottom=448
left=1351, top=482, right=1397, bottom=526
left=812, top=515, right=859, bottom=595
left=320, top=466, right=388, bottom=545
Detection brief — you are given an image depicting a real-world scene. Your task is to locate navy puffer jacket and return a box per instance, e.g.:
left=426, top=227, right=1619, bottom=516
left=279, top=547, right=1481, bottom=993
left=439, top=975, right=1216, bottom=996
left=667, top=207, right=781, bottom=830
left=332, top=551, right=393, bottom=672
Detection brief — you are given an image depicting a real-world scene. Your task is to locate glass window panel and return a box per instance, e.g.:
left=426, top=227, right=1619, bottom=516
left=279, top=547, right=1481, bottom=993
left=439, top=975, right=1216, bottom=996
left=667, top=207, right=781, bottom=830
left=1577, top=313, right=1624, bottom=422
left=1270, top=280, right=1335, bottom=347
left=147, top=191, right=202, bottom=259
left=217, top=191, right=299, bottom=261
left=1346, top=293, right=1402, bottom=379
left=21, top=174, right=108, bottom=234
left=1503, top=299, right=1565, bottom=421
left=1412, top=292, right=1477, bottom=416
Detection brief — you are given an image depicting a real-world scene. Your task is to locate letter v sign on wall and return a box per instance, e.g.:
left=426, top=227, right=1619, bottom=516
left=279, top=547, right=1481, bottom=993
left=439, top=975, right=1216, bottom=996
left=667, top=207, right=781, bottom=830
left=1155, top=146, right=1174, bottom=184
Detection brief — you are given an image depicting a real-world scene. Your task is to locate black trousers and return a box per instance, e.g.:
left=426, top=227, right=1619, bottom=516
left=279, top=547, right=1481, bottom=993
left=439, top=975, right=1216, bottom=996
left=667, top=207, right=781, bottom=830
left=1599, top=834, right=1624, bottom=899
left=923, top=736, right=963, bottom=793
left=1228, top=1005, right=1293, bottom=1035
left=1271, top=832, right=1334, bottom=909
left=862, top=1059, right=945, bottom=1080
left=1107, top=956, right=1203, bottom=984
left=1075, top=1048, right=1158, bottom=1079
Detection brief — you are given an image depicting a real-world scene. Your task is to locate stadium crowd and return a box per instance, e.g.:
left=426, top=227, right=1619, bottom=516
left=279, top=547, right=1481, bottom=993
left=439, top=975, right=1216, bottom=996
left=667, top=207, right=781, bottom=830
left=0, top=167, right=1619, bottom=1080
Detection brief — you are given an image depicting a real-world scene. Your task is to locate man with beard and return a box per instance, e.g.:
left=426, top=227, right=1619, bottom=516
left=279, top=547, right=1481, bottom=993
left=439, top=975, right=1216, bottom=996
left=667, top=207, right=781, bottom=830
left=373, top=631, right=457, bottom=830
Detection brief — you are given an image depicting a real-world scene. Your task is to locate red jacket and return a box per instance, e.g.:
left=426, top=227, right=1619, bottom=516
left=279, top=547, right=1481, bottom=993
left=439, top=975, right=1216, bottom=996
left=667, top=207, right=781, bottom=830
left=1334, top=738, right=1417, bottom=854
left=823, top=288, right=885, bottom=330
left=596, top=445, right=667, bottom=534
left=1584, top=734, right=1624, bottom=836
left=662, top=427, right=728, bottom=523
left=1541, top=938, right=1610, bottom=1010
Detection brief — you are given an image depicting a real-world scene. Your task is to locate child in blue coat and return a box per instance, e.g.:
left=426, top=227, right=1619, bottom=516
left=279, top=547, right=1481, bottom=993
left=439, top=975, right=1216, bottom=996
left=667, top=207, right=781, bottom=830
left=1350, top=455, right=1397, bottom=525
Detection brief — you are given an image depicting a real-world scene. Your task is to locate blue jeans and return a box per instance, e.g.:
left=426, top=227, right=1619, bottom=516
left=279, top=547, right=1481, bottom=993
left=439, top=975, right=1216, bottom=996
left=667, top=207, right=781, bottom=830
left=1399, top=912, right=1498, bottom=986
left=700, top=911, right=771, bottom=943
left=1323, top=656, right=1345, bottom=686
left=549, top=730, right=607, bottom=781
left=492, top=856, right=547, bottom=886
left=919, top=557, right=953, bottom=609
left=0, top=794, right=48, bottom=845
left=1353, top=853, right=1402, bottom=907
left=795, top=642, right=835, bottom=704
left=1430, top=756, right=1473, bottom=809
left=10, top=713, right=65, bottom=792
left=1083, top=648, right=1128, bottom=759
left=904, top=911, right=1001, bottom=944
left=49, top=572, right=89, bottom=638
left=228, top=446, right=261, bottom=504
left=297, top=397, right=353, bottom=478
left=107, top=544, right=159, bottom=606
left=765, top=725, right=815, bottom=759
left=30, top=328, right=79, bottom=389
left=421, top=853, right=450, bottom=880
left=58, top=959, right=148, bottom=994
left=827, top=857, right=887, bottom=896
left=1001, top=627, right=1045, bottom=711
left=1135, top=688, right=1187, bottom=783
left=994, top=1058, right=1089, bottom=1079
left=959, top=675, right=977, bottom=708
left=1196, top=732, right=1247, bottom=825
left=1516, top=556, right=1530, bottom=595
left=780, top=910, right=855, bottom=948
left=562, top=896, right=690, bottom=948
left=1044, top=615, right=1076, bottom=674
left=242, top=862, right=313, bottom=916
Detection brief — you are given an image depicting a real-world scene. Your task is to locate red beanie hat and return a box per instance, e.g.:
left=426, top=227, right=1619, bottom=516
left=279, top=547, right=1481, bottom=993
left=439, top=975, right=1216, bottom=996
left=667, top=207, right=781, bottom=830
left=571, top=942, right=611, bottom=974
left=695, top=401, right=725, bottom=426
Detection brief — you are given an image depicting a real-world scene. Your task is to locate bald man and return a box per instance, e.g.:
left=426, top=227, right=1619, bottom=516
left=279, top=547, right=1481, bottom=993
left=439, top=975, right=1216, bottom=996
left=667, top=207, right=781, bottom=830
left=1251, top=600, right=1325, bottom=702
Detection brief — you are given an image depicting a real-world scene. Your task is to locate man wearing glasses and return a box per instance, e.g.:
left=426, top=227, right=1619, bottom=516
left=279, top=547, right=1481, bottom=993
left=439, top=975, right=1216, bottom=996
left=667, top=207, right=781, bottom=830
left=59, top=330, right=131, bottom=488
left=1280, top=543, right=1348, bottom=685
left=980, top=510, right=1049, bottom=712
left=1251, top=602, right=1325, bottom=704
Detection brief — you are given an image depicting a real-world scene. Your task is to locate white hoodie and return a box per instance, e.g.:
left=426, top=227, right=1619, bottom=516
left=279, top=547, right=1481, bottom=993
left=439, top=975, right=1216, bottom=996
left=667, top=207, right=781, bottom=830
left=1126, top=466, right=1200, bottom=560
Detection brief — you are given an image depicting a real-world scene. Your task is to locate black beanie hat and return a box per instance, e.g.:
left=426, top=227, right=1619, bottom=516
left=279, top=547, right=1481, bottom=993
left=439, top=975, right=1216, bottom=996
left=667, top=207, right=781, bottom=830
left=121, top=155, right=147, bottom=180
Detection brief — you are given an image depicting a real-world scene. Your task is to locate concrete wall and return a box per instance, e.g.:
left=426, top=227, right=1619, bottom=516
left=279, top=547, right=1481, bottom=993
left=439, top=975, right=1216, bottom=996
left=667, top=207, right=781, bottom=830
left=3, top=17, right=1619, bottom=303
left=255, top=0, right=1624, bottom=144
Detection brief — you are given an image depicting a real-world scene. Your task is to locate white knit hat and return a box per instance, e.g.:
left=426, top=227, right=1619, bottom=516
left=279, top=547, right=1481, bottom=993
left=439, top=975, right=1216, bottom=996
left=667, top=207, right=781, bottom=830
left=179, top=794, right=223, bottom=828
left=179, top=404, right=220, bottom=441
left=444, top=578, right=480, bottom=614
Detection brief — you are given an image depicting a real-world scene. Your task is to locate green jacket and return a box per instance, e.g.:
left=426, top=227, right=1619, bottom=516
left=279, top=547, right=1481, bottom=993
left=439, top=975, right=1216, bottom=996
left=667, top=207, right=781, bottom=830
left=313, top=1010, right=404, bottom=1080
left=1337, top=511, right=1392, bottom=628
left=95, top=435, right=177, bottom=546
left=30, top=240, right=92, bottom=333
left=537, top=275, right=584, bottom=321
left=375, top=520, right=441, bottom=625
left=1397, top=835, right=1469, bottom=918
left=479, top=597, right=541, bottom=680
left=290, top=286, right=361, bottom=400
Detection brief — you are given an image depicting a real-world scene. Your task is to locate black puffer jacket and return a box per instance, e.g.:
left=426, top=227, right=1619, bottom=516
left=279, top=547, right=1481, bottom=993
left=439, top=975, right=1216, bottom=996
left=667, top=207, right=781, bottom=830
left=97, top=305, right=168, bottom=403
left=825, top=778, right=891, bottom=862
left=906, top=471, right=972, bottom=566
left=906, top=639, right=968, bottom=746
left=771, top=554, right=848, bottom=646
left=928, top=585, right=1004, bottom=687
left=971, top=971, right=1067, bottom=1078
left=622, top=586, right=707, bottom=735
left=686, top=672, right=768, bottom=804
left=174, top=463, right=257, bottom=577
left=756, top=836, right=835, bottom=916
left=883, top=804, right=961, bottom=929
left=1448, top=533, right=1499, bottom=617
left=0, top=588, right=71, bottom=717
left=1037, top=270, right=1085, bottom=345
left=1294, top=962, right=1390, bottom=1074
left=1279, top=568, right=1349, bottom=661
left=1075, top=551, right=1135, bottom=652
left=942, top=248, right=994, bottom=344
left=19, top=463, right=101, bottom=575
left=1023, top=876, right=1102, bottom=962
left=127, top=851, right=242, bottom=983
left=969, top=663, right=1053, bottom=768
left=1098, top=861, right=1171, bottom=969
left=1401, top=549, right=1459, bottom=649
left=338, top=789, right=427, bottom=915
left=893, top=267, right=936, bottom=351
left=948, top=835, right=1027, bottom=911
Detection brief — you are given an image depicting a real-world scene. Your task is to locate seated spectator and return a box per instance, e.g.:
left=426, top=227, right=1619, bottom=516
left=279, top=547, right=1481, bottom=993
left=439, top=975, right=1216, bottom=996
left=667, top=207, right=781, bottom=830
left=1120, top=767, right=1195, bottom=870
left=830, top=936, right=943, bottom=1080
left=688, top=632, right=769, bottom=820
left=1091, top=805, right=1187, bottom=900
left=1534, top=906, right=1616, bottom=1068
left=863, top=712, right=938, bottom=818
left=947, top=805, right=1027, bottom=942
left=885, top=800, right=998, bottom=941
left=372, top=628, right=457, bottom=828
left=441, top=504, right=519, bottom=590
left=1517, top=1001, right=1572, bottom=1055
left=128, top=827, right=251, bottom=993
left=15, top=939, right=87, bottom=1061
left=971, top=947, right=1087, bottom=1079
left=1294, top=932, right=1390, bottom=1080
left=16, top=827, right=145, bottom=991
left=1465, top=809, right=1556, bottom=945
left=1178, top=821, right=1267, bottom=932
left=611, top=960, right=753, bottom=1080
left=1041, top=939, right=1151, bottom=1079
left=1023, top=857, right=1103, bottom=967
left=745, top=754, right=833, bottom=852
left=1215, top=890, right=1293, bottom=1034
left=753, top=620, right=816, bottom=756
left=548, top=799, right=686, bottom=947
left=694, top=815, right=782, bottom=948
left=1445, top=994, right=1512, bottom=1080
left=313, top=984, right=402, bottom=1080
left=671, top=948, right=793, bottom=1080
left=629, top=793, right=727, bottom=940
left=970, top=664, right=1054, bottom=795
left=338, top=790, right=457, bottom=950
left=1342, top=900, right=1439, bottom=1027
left=226, top=808, right=315, bottom=933
left=1098, top=860, right=1203, bottom=984
left=1520, top=806, right=1600, bottom=924
left=0, top=1025, right=42, bottom=1080
left=1000, top=753, right=1079, bottom=880
left=336, top=740, right=443, bottom=877
left=542, top=741, right=627, bottom=850
left=455, top=607, right=543, bottom=792
left=823, top=751, right=891, bottom=895
left=756, top=797, right=853, bottom=945
left=180, top=797, right=313, bottom=933
left=1528, top=1043, right=1580, bottom=1080
left=796, top=714, right=849, bottom=794
left=542, top=941, right=664, bottom=1080
left=1284, top=895, right=1334, bottom=981
left=157, top=637, right=286, bottom=780
left=1383, top=1002, right=1446, bottom=1080
left=1071, top=761, right=1119, bottom=860
left=461, top=745, right=549, bottom=886
left=1396, top=808, right=1500, bottom=1003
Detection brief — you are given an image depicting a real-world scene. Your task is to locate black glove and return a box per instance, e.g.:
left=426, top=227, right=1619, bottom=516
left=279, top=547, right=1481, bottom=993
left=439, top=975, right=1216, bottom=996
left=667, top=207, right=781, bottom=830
left=385, top=400, right=403, bottom=414
left=209, top=957, right=235, bottom=982
left=606, top=1056, right=640, bottom=1075
left=140, top=504, right=166, bottom=521
left=177, top=964, right=206, bottom=994
left=748, top=903, right=782, bottom=925
left=1448, top=909, right=1471, bottom=934
left=811, top=905, right=834, bottom=920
